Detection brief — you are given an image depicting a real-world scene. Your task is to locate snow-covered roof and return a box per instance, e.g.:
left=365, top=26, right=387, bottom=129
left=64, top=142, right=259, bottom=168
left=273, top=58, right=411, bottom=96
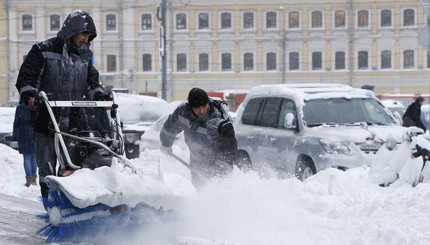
left=247, top=83, right=375, bottom=103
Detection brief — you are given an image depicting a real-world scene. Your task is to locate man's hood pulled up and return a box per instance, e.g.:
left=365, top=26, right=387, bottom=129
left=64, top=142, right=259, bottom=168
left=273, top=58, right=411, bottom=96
left=57, top=10, right=97, bottom=43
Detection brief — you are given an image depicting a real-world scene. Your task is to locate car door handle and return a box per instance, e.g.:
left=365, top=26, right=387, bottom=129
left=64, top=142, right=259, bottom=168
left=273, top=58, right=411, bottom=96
left=247, top=136, right=254, bottom=139
left=270, top=137, right=277, bottom=143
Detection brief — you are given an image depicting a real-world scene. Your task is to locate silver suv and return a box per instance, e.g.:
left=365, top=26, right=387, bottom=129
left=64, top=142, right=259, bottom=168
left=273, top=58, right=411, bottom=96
left=234, top=83, right=404, bottom=180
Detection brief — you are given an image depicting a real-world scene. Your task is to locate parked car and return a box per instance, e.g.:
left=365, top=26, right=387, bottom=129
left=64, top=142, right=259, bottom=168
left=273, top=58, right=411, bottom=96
left=115, top=93, right=172, bottom=159
left=381, top=99, right=406, bottom=118
left=140, top=113, right=187, bottom=151
left=234, top=83, right=405, bottom=180
left=0, top=106, right=18, bottom=149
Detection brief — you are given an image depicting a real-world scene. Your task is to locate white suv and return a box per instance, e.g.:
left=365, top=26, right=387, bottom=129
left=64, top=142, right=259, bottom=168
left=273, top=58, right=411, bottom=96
left=234, top=83, right=404, bottom=180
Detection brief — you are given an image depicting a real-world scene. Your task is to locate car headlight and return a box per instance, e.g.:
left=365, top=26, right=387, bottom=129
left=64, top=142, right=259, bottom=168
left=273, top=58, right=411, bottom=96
left=319, top=139, right=351, bottom=154
left=124, top=133, right=141, bottom=143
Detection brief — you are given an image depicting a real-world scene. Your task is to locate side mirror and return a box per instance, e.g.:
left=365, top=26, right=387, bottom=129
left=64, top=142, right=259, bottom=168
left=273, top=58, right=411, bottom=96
left=284, top=113, right=296, bottom=129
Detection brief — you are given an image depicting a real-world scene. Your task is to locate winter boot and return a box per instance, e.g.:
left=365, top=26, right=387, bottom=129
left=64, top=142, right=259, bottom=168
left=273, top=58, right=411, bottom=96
left=31, top=174, right=38, bottom=185
left=25, top=176, right=31, bottom=187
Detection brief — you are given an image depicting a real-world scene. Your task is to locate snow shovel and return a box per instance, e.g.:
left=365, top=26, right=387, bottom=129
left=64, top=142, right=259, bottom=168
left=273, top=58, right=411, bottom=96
left=169, top=152, right=191, bottom=169
left=168, top=152, right=206, bottom=180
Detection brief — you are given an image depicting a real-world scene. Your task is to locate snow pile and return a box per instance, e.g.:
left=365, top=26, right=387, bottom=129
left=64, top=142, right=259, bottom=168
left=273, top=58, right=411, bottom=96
left=0, top=144, right=40, bottom=200
left=2, top=140, right=430, bottom=244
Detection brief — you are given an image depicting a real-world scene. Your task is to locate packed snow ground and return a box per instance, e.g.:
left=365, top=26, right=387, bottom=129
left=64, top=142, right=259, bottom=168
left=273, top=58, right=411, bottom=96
left=1, top=141, right=430, bottom=245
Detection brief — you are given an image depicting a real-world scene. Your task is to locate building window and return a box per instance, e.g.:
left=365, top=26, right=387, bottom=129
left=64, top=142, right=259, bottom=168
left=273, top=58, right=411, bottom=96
left=243, top=12, right=254, bottom=29
left=107, top=55, right=116, bottom=72
left=404, top=50, right=414, bottom=69
left=311, top=11, right=322, bottom=28
left=403, top=9, right=415, bottom=26
left=50, top=15, right=60, bottom=31
left=199, top=53, right=209, bottom=71
left=381, top=9, right=392, bottom=27
left=312, top=52, right=322, bottom=70
left=222, top=53, right=232, bottom=71
left=357, top=10, right=369, bottom=27
left=358, top=51, right=368, bottom=69
left=244, top=53, right=254, bottom=71
left=427, top=51, right=430, bottom=68
left=266, top=52, right=277, bottom=71
left=335, top=51, right=345, bottom=70
left=141, top=14, right=152, bottom=30
left=198, top=13, right=209, bottom=30
left=289, top=12, right=299, bottom=29
left=142, top=54, right=152, bottom=72
left=177, top=53, right=187, bottom=71
left=221, top=12, right=231, bottom=29
left=106, top=14, right=116, bottom=31
left=335, top=10, right=345, bottom=28
left=381, top=50, right=391, bottom=69
left=266, top=11, right=277, bottom=29
left=22, top=14, right=32, bottom=31
left=289, top=52, right=299, bottom=70
left=176, top=13, right=186, bottom=30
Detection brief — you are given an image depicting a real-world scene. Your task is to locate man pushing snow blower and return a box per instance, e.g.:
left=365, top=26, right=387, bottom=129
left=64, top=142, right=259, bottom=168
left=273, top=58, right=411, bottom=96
left=15, top=10, right=108, bottom=204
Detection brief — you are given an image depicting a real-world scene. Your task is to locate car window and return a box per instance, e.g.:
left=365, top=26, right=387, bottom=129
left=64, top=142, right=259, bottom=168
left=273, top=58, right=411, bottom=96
left=278, top=99, right=297, bottom=129
left=258, top=98, right=282, bottom=128
left=242, top=97, right=264, bottom=125
left=303, top=97, right=395, bottom=126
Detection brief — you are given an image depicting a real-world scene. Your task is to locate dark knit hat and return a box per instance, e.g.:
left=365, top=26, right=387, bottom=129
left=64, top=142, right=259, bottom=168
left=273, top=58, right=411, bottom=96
left=188, top=87, right=209, bottom=108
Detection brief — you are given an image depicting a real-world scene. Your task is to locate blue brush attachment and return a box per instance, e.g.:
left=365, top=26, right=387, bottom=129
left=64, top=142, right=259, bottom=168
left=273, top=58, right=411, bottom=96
left=36, top=190, right=170, bottom=243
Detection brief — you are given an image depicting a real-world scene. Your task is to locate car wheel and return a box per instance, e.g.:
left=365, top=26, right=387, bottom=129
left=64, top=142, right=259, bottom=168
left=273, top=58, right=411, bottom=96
left=235, top=151, right=252, bottom=172
left=295, top=157, right=316, bottom=181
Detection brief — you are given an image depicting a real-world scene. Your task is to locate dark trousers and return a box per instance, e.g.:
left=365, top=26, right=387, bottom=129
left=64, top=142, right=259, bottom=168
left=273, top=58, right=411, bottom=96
left=35, top=132, right=57, bottom=198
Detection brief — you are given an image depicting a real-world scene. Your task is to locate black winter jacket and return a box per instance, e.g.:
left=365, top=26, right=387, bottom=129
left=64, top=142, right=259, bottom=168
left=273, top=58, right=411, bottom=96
left=160, top=99, right=238, bottom=175
left=15, top=10, right=105, bottom=134
left=403, top=101, right=426, bottom=131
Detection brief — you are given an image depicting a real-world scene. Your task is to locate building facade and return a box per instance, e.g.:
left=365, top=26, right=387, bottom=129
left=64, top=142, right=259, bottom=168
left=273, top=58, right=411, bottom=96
left=2, top=0, right=430, bottom=103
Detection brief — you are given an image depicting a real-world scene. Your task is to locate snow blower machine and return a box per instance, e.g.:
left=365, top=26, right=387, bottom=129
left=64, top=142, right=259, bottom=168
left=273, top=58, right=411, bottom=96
left=35, top=91, right=195, bottom=243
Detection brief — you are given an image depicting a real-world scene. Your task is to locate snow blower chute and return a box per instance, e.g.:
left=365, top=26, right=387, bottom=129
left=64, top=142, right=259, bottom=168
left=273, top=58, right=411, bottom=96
left=35, top=91, right=195, bottom=243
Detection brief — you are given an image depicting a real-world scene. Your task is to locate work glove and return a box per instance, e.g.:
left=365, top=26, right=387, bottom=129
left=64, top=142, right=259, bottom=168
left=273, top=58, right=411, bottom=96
left=21, top=90, right=38, bottom=104
left=159, top=145, right=172, bottom=156
left=94, top=91, right=112, bottom=101
left=207, top=118, right=233, bottom=141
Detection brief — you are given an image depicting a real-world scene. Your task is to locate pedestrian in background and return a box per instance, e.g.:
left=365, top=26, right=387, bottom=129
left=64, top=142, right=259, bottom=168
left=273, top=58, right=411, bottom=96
left=13, top=102, right=37, bottom=187
left=402, top=96, right=426, bottom=132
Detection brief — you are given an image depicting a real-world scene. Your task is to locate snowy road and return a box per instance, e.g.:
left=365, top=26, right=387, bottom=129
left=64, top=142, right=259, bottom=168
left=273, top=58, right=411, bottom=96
left=0, top=194, right=45, bottom=245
